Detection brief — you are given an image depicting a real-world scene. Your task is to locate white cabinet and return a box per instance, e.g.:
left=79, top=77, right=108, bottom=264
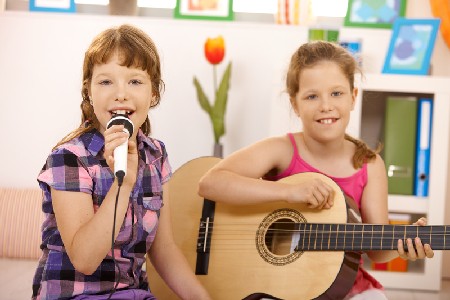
left=347, top=73, right=450, bottom=291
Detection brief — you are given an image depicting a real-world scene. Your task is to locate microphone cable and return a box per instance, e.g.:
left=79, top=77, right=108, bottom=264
left=106, top=172, right=124, bottom=300
left=105, top=112, right=133, bottom=298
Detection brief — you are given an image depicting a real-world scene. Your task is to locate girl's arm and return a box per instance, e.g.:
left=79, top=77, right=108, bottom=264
left=198, top=136, right=334, bottom=209
left=148, top=184, right=211, bottom=300
left=361, top=154, right=434, bottom=262
left=52, top=181, right=132, bottom=275
left=360, top=154, right=396, bottom=262
left=52, top=125, right=138, bottom=275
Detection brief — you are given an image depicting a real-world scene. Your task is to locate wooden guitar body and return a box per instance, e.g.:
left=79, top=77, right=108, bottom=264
left=147, top=157, right=362, bottom=299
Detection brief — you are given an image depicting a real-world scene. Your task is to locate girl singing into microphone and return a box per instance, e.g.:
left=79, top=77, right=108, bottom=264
left=32, top=24, right=210, bottom=300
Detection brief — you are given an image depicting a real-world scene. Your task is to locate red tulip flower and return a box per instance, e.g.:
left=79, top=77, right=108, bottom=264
left=204, top=36, right=225, bottom=65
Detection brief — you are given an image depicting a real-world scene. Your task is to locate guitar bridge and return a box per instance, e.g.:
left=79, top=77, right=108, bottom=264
left=196, top=199, right=215, bottom=275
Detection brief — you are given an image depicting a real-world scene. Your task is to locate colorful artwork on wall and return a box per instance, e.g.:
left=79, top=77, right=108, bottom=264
left=29, top=0, right=75, bottom=13
left=174, top=0, right=234, bottom=21
left=382, top=18, right=440, bottom=75
left=344, top=0, right=406, bottom=29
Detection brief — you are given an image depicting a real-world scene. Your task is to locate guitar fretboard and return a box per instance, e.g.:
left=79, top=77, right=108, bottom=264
left=294, top=224, right=450, bottom=251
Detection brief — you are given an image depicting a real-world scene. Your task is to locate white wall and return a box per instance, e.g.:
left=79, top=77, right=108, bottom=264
left=0, top=12, right=298, bottom=188
left=0, top=11, right=395, bottom=188
left=2, top=0, right=450, bottom=190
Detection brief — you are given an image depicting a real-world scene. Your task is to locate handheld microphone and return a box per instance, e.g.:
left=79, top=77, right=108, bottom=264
left=106, top=111, right=134, bottom=185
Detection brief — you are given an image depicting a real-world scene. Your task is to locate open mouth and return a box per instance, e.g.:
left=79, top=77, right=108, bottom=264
left=107, top=110, right=135, bottom=133
left=110, top=110, right=134, bottom=118
left=318, top=118, right=337, bottom=124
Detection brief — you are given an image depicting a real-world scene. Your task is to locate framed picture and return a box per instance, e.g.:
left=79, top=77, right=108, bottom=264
left=382, top=18, right=440, bottom=75
left=344, top=0, right=407, bottom=29
left=174, top=0, right=234, bottom=21
left=29, top=0, right=75, bottom=13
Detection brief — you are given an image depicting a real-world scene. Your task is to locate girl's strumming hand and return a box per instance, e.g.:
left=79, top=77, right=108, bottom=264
left=285, top=179, right=335, bottom=209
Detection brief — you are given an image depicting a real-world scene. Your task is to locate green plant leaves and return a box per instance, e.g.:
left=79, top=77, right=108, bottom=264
left=212, top=62, right=232, bottom=143
left=193, top=62, right=232, bottom=143
left=193, top=76, right=212, bottom=115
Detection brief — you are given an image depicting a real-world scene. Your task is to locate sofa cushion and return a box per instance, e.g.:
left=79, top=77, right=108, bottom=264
left=0, top=188, right=43, bottom=259
left=0, top=258, right=37, bottom=299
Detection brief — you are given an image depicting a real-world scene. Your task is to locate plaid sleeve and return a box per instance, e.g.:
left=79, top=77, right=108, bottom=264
left=37, top=148, right=93, bottom=194
left=154, top=140, right=172, bottom=184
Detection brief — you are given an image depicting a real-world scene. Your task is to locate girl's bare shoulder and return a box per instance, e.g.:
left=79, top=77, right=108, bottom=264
left=366, top=153, right=387, bottom=174
left=252, top=133, right=296, bottom=153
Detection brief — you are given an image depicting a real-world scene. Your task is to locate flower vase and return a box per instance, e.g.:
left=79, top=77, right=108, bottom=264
left=213, top=143, right=223, bottom=158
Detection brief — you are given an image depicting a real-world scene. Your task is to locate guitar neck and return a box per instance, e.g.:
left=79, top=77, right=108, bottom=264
left=294, top=224, right=450, bottom=251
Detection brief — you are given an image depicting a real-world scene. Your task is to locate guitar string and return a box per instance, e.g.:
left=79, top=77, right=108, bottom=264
left=195, top=231, right=449, bottom=239
left=199, top=221, right=448, bottom=226
left=194, top=225, right=449, bottom=250
left=198, top=221, right=448, bottom=227
left=194, top=239, right=449, bottom=250
left=193, top=235, right=450, bottom=247
left=194, top=244, right=449, bottom=251
left=197, top=227, right=450, bottom=234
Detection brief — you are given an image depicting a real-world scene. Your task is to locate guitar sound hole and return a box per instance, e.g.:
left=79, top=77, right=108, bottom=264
left=264, top=218, right=299, bottom=256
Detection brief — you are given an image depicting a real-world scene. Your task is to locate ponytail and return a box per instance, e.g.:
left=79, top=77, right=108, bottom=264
left=345, top=134, right=382, bottom=169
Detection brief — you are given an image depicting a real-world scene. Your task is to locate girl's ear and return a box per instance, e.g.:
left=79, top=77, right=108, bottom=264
left=351, top=88, right=358, bottom=110
left=291, top=97, right=300, bottom=116
left=150, top=94, right=157, bottom=108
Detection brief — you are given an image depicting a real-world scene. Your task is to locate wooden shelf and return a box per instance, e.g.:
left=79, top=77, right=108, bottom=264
left=369, top=270, right=441, bottom=291
left=388, top=195, right=428, bottom=214
left=351, top=73, right=450, bottom=291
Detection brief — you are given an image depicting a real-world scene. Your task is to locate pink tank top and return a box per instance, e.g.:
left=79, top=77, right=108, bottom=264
left=269, top=133, right=368, bottom=207
left=267, top=133, right=383, bottom=295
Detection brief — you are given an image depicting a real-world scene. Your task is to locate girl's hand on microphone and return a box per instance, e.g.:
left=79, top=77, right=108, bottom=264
left=104, top=124, right=138, bottom=187
left=103, top=124, right=128, bottom=171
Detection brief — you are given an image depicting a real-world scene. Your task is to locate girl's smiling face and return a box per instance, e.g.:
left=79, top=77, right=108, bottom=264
left=292, top=61, right=357, bottom=142
left=89, top=52, right=155, bottom=139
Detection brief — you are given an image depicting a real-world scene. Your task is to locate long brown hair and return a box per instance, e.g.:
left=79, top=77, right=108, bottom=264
left=286, top=41, right=381, bottom=168
left=54, top=24, right=164, bottom=150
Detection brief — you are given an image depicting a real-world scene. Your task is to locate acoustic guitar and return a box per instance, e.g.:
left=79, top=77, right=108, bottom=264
left=147, top=157, right=449, bottom=299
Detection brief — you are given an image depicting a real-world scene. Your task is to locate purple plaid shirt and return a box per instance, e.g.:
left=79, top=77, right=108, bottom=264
left=32, top=129, right=172, bottom=299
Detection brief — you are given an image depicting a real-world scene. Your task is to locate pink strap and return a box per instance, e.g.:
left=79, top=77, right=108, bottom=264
left=287, top=133, right=298, bottom=155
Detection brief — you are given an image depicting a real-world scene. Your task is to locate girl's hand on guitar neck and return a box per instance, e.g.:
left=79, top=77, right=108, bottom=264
left=285, top=178, right=335, bottom=209
left=397, top=217, right=435, bottom=261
